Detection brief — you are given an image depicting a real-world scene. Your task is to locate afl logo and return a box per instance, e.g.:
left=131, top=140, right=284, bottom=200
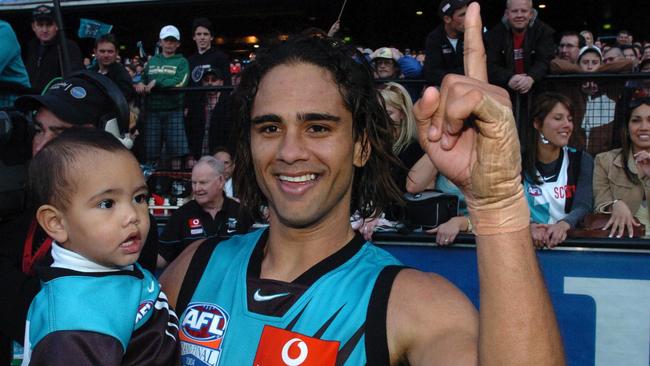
left=70, top=86, right=87, bottom=99
left=181, top=303, right=229, bottom=342
left=528, top=186, right=542, bottom=197
left=135, top=300, right=153, bottom=323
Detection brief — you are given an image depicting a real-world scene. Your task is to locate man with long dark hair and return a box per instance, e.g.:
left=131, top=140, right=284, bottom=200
left=161, top=4, right=563, bottom=365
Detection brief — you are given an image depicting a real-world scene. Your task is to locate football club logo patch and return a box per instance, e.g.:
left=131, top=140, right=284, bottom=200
left=528, top=186, right=542, bottom=197
left=191, top=66, right=205, bottom=83
left=180, top=303, right=229, bottom=366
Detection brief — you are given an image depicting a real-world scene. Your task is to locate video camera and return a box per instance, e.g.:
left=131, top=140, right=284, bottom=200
left=0, top=107, right=32, bottom=221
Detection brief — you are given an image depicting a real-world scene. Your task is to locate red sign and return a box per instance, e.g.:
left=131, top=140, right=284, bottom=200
left=253, top=326, right=339, bottom=366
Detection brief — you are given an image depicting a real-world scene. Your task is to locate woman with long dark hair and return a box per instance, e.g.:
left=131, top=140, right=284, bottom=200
left=522, top=92, right=594, bottom=247
left=593, top=96, right=650, bottom=237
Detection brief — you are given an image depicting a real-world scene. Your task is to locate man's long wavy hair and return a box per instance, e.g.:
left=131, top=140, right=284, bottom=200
left=232, top=36, right=403, bottom=220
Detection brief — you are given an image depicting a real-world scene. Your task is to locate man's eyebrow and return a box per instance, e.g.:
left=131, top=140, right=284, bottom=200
left=298, top=112, right=341, bottom=122
left=251, top=114, right=281, bottom=124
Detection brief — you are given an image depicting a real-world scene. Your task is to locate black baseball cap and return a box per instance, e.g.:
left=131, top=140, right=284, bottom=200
left=438, top=0, right=469, bottom=18
left=202, top=67, right=224, bottom=80
left=16, top=76, right=114, bottom=127
left=32, top=5, right=54, bottom=22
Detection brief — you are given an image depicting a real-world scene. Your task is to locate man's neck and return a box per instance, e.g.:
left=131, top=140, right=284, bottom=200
left=98, top=63, right=110, bottom=73
left=444, top=24, right=458, bottom=39
left=201, top=194, right=225, bottom=218
left=198, top=46, right=211, bottom=55
left=261, top=206, right=356, bottom=282
left=511, top=27, right=527, bottom=35
left=162, top=52, right=176, bottom=58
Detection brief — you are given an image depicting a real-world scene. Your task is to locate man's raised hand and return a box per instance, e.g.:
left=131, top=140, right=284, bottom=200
left=413, top=2, right=529, bottom=235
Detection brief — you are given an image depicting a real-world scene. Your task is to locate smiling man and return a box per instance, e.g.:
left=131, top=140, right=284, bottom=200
left=486, top=0, right=554, bottom=95
left=187, top=18, right=230, bottom=87
left=89, top=34, right=135, bottom=103
left=158, top=156, right=252, bottom=267
left=160, top=4, right=563, bottom=365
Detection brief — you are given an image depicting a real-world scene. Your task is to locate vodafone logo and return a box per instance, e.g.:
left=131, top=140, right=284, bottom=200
left=253, top=326, right=339, bottom=366
left=281, top=338, right=308, bottom=365
left=188, top=218, right=202, bottom=229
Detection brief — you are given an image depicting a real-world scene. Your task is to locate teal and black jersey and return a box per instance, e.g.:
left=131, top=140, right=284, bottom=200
left=176, top=228, right=405, bottom=366
left=24, top=263, right=180, bottom=366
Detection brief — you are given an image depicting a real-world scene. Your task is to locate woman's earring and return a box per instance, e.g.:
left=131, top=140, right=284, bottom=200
left=539, top=133, right=550, bottom=145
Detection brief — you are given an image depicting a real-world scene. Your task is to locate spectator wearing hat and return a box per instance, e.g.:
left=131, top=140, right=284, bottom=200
left=136, top=25, right=190, bottom=170
left=187, top=18, right=230, bottom=87
left=486, top=0, right=554, bottom=95
left=371, top=47, right=422, bottom=101
left=24, top=4, right=83, bottom=93
left=0, top=20, right=30, bottom=107
left=89, top=33, right=135, bottom=103
left=370, top=47, right=402, bottom=80
left=0, top=71, right=161, bottom=364
left=185, top=67, right=235, bottom=165
left=422, top=0, right=469, bottom=87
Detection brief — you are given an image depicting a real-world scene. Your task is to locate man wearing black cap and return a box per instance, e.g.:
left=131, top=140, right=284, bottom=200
left=0, top=73, right=159, bottom=364
left=24, top=4, right=83, bottom=93
left=423, top=0, right=469, bottom=86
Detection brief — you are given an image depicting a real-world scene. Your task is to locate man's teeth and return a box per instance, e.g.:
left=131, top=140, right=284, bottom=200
left=279, top=174, right=317, bottom=182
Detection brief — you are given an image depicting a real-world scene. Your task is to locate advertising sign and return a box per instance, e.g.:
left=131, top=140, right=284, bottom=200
left=381, top=243, right=650, bottom=366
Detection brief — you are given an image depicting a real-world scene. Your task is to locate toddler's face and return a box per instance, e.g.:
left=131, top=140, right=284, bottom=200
left=58, top=150, right=150, bottom=267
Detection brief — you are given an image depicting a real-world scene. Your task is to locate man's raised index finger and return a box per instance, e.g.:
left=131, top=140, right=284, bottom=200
left=463, top=2, right=487, bottom=82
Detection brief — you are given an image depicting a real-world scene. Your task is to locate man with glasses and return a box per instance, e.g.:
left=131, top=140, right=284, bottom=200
left=557, top=31, right=585, bottom=64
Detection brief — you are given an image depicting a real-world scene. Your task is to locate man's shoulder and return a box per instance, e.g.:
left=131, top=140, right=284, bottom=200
left=426, top=25, right=445, bottom=40
left=530, top=18, right=554, bottom=33
left=189, top=47, right=228, bottom=64
left=595, top=148, right=624, bottom=166
left=165, top=200, right=202, bottom=222
left=177, top=199, right=202, bottom=213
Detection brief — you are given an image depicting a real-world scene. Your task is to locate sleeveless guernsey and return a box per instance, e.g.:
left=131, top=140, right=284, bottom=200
left=177, top=229, right=404, bottom=366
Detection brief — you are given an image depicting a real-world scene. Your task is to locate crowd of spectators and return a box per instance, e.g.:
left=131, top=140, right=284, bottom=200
left=1, top=1, right=649, bottom=243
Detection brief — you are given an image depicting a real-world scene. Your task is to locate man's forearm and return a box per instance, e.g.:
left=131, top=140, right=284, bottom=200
left=476, top=227, right=564, bottom=366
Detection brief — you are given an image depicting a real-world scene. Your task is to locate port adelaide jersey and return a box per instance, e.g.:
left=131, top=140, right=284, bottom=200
left=176, top=229, right=405, bottom=366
